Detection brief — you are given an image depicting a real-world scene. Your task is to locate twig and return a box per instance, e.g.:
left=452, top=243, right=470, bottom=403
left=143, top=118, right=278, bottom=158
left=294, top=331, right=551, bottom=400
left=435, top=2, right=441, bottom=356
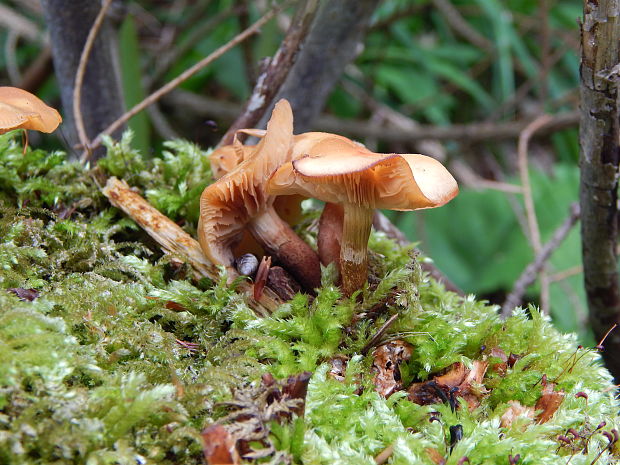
left=146, top=103, right=180, bottom=141
left=18, top=47, right=54, bottom=93
left=432, top=0, right=493, bottom=52
left=219, top=0, right=318, bottom=146
left=374, top=444, right=394, bottom=465
left=548, top=265, right=583, bottom=283
left=82, top=5, right=280, bottom=162
left=361, top=314, right=399, bottom=356
left=5, top=31, right=21, bottom=85
left=101, top=177, right=281, bottom=315
left=0, top=4, right=43, bottom=43
left=146, top=4, right=244, bottom=87
left=517, top=114, right=553, bottom=313
left=501, top=203, right=580, bottom=318
left=168, top=90, right=580, bottom=143
left=73, top=0, right=114, bottom=155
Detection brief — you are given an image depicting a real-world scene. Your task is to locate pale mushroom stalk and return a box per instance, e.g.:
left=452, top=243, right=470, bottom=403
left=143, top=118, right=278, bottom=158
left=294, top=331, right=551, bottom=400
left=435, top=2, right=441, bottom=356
left=340, top=203, right=374, bottom=296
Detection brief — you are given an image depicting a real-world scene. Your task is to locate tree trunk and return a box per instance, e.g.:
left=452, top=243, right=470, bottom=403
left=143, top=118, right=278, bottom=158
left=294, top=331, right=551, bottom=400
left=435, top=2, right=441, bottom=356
left=41, top=0, right=125, bottom=159
left=579, top=1, right=620, bottom=377
left=259, top=0, right=380, bottom=132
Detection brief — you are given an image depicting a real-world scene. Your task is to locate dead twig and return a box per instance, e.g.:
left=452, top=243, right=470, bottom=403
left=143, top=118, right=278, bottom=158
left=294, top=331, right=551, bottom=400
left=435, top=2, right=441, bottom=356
left=517, top=114, right=553, bottom=313
left=219, top=0, right=318, bottom=146
left=101, top=177, right=282, bottom=315
left=82, top=5, right=281, bottom=162
left=0, top=4, right=43, bottom=43
left=147, top=4, right=245, bottom=87
left=501, top=203, right=580, bottom=318
left=73, top=0, right=114, bottom=155
left=168, top=90, right=580, bottom=143
left=432, top=0, right=493, bottom=52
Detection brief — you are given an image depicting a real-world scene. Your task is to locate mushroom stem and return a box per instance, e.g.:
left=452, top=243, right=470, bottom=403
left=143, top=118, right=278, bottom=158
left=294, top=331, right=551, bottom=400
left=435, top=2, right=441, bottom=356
left=340, top=203, right=374, bottom=296
left=248, top=206, right=321, bottom=291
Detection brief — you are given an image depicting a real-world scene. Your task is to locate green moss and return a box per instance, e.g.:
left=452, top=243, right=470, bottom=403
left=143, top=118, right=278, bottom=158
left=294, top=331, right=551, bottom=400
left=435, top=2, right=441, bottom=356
left=0, top=132, right=617, bottom=464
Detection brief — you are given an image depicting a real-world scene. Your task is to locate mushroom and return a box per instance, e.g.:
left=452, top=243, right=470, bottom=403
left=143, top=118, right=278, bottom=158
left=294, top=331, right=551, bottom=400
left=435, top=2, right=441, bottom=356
left=198, top=99, right=321, bottom=290
left=0, top=87, right=62, bottom=134
left=267, top=134, right=458, bottom=295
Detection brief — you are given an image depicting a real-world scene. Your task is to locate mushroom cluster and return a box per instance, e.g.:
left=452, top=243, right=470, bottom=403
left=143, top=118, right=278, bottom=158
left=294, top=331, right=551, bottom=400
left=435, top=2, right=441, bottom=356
left=199, top=99, right=458, bottom=297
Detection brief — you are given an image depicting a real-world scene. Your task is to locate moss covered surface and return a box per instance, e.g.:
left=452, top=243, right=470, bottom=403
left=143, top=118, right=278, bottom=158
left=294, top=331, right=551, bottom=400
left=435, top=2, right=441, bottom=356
left=0, top=132, right=618, bottom=464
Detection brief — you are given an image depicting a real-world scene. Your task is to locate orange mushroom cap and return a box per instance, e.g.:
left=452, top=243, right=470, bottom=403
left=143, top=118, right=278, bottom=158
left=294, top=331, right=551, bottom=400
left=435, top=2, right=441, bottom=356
left=266, top=133, right=458, bottom=296
left=267, top=134, right=459, bottom=210
left=198, top=99, right=321, bottom=290
left=0, top=87, right=62, bottom=135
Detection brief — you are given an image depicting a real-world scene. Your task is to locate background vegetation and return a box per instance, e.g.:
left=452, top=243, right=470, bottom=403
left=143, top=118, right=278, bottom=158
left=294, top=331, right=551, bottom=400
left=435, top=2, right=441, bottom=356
left=0, top=2, right=598, bottom=352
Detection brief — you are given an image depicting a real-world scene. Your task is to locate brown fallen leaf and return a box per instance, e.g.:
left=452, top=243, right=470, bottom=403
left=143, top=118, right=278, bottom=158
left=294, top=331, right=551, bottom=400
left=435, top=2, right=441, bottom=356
left=500, top=400, right=535, bottom=428
left=425, top=447, right=447, bottom=465
left=408, top=361, right=489, bottom=411
left=372, top=340, right=414, bottom=398
left=535, top=381, right=565, bottom=424
left=434, top=362, right=467, bottom=388
left=202, top=424, right=240, bottom=465
left=7, top=287, right=40, bottom=301
left=460, top=361, right=489, bottom=410
left=253, top=256, right=271, bottom=300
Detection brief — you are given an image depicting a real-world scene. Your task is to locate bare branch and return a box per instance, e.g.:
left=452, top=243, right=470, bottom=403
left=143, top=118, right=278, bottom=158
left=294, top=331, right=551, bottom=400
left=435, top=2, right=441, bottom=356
left=517, top=114, right=553, bottom=313
left=73, top=0, right=114, bottom=153
left=502, top=203, right=581, bottom=318
left=579, top=0, right=620, bottom=378
left=432, top=0, right=493, bottom=52
left=0, top=4, right=44, bottom=42
left=82, top=5, right=281, bottom=161
left=168, top=90, right=579, bottom=143
left=219, top=0, right=319, bottom=146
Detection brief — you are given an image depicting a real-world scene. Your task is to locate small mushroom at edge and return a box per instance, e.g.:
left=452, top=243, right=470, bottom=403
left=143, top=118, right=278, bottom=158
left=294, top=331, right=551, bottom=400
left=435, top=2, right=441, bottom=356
left=198, top=99, right=321, bottom=291
left=267, top=135, right=458, bottom=296
left=0, top=86, right=62, bottom=134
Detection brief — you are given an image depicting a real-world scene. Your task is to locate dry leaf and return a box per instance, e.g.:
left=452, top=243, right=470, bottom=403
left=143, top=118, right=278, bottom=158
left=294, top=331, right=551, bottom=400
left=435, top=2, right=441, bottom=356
left=500, top=400, right=535, bottom=428
left=372, top=340, right=413, bottom=397
left=536, top=382, right=565, bottom=424
left=202, top=424, right=240, bottom=465
left=425, top=447, right=446, bottom=465
left=408, top=361, right=489, bottom=411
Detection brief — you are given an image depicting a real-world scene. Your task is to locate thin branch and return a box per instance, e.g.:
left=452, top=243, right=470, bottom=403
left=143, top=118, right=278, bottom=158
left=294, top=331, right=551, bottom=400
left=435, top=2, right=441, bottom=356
left=219, top=0, right=318, bottom=146
left=146, top=4, right=244, bottom=87
left=82, top=5, right=280, bottom=162
left=501, top=203, right=580, bottom=318
left=5, top=31, right=21, bottom=85
left=0, top=4, right=43, bottom=43
left=517, top=114, right=553, bottom=313
left=101, top=177, right=281, bottom=316
left=73, top=0, right=114, bottom=154
left=432, top=0, right=493, bottom=52
left=167, top=90, right=580, bottom=143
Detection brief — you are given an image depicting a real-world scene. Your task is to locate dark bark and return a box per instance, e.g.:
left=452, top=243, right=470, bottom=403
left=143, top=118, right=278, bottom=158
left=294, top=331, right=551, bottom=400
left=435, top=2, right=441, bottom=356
left=41, top=0, right=125, bottom=159
left=579, top=1, right=620, bottom=378
left=258, top=0, right=381, bottom=132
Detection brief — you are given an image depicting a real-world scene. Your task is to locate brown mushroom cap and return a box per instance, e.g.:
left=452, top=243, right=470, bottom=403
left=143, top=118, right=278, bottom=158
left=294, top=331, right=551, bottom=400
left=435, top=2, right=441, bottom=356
left=267, top=135, right=459, bottom=210
left=198, top=99, right=321, bottom=290
left=0, top=87, right=62, bottom=134
left=266, top=133, right=458, bottom=296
